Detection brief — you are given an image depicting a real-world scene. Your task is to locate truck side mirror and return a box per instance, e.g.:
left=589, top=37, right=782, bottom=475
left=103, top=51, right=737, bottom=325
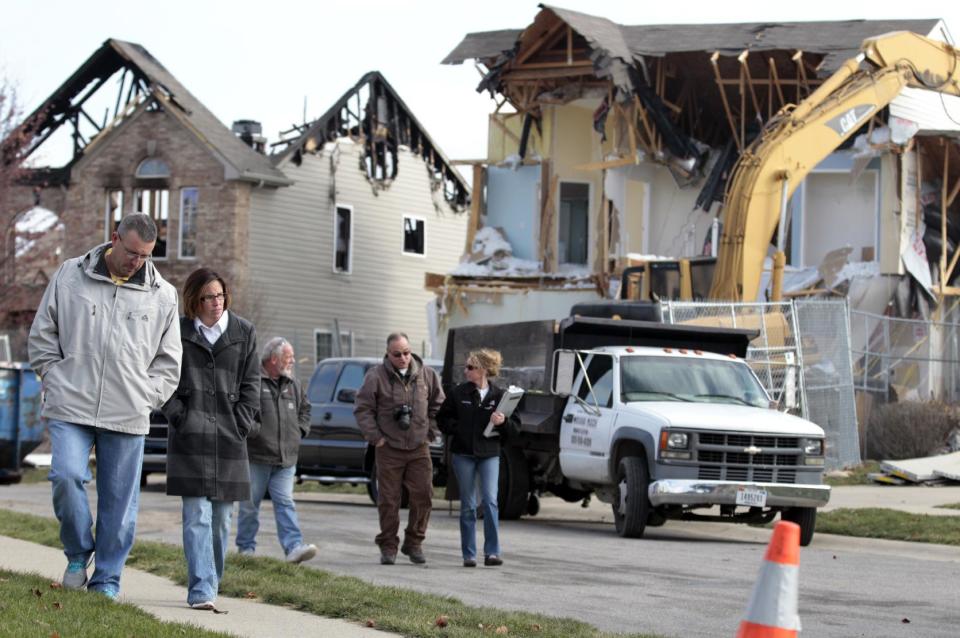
left=336, top=388, right=357, bottom=404
left=551, top=350, right=577, bottom=396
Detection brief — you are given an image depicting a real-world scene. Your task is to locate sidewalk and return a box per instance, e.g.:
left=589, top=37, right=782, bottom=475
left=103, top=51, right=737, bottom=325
left=0, top=535, right=397, bottom=638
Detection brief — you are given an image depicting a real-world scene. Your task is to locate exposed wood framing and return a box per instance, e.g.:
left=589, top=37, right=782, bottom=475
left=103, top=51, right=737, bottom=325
left=516, top=19, right=568, bottom=66
left=539, top=162, right=559, bottom=272
left=465, top=164, right=485, bottom=254
left=573, top=156, right=636, bottom=171
left=633, top=96, right=658, bottom=155
left=711, top=51, right=742, bottom=152
left=942, top=145, right=949, bottom=289
left=737, top=50, right=763, bottom=126
left=793, top=51, right=812, bottom=101
left=767, top=58, right=785, bottom=118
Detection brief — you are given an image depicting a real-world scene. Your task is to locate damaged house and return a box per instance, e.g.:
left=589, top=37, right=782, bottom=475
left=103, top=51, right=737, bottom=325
left=436, top=6, right=960, bottom=415
left=437, top=7, right=959, bottom=315
left=0, top=41, right=469, bottom=376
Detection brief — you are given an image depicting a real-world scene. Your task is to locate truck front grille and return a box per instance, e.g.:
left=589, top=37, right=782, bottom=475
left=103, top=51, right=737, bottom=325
left=694, top=431, right=801, bottom=484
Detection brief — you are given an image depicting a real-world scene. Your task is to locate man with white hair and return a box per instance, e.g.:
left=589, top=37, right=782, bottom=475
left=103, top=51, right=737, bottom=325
left=235, top=337, right=316, bottom=563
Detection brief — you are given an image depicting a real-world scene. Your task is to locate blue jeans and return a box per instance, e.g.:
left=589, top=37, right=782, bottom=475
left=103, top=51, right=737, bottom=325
left=236, top=463, right=303, bottom=555
left=48, top=419, right=144, bottom=594
left=452, top=453, right=501, bottom=560
left=182, top=497, right=232, bottom=605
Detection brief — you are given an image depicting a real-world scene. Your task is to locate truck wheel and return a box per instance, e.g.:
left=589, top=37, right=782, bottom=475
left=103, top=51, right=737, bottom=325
left=646, top=510, right=667, bottom=527
left=781, top=507, right=816, bottom=546
left=367, top=459, right=410, bottom=508
left=613, top=456, right=650, bottom=538
left=498, top=447, right=530, bottom=520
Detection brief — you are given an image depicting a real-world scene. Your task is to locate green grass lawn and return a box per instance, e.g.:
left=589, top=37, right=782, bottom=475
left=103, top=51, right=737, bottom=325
left=0, top=510, right=658, bottom=638
left=0, top=569, right=234, bottom=638
left=816, top=508, right=960, bottom=545
left=936, top=503, right=960, bottom=510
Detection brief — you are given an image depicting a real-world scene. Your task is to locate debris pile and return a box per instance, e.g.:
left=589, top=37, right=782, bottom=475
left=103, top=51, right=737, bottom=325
left=869, top=451, right=960, bottom=485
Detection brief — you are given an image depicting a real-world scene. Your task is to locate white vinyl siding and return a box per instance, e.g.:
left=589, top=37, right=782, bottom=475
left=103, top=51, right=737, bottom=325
left=248, top=142, right=468, bottom=379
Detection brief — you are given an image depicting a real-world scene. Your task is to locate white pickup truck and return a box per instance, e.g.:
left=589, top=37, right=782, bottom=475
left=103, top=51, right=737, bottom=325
left=443, top=311, right=831, bottom=545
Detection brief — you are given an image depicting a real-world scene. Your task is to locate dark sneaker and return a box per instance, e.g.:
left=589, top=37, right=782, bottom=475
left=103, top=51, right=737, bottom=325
left=380, top=550, right=397, bottom=565
left=401, top=545, right=426, bottom=564
left=484, top=555, right=503, bottom=566
left=463, top=558, right=477, bottom=567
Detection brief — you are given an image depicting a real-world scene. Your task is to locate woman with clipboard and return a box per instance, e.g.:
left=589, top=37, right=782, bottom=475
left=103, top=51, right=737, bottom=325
left=437, top=348, right=520, bottom=567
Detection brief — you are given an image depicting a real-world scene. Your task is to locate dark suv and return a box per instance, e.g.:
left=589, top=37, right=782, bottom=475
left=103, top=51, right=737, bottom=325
left=141, top=410, right=169, bottom=486
left=299, top=357, right=445, bottom=503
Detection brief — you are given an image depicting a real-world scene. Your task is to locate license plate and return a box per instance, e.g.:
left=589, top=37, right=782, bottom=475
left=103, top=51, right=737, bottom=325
left=736, top=487, right=767, bottom=507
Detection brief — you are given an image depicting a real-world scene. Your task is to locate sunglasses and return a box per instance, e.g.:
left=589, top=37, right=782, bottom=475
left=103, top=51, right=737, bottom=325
left=464, top=364, right=479, bottom=371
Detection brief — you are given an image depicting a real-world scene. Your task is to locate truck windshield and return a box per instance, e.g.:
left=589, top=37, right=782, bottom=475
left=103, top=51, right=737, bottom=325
left=620, top=356, right=768, bottom=407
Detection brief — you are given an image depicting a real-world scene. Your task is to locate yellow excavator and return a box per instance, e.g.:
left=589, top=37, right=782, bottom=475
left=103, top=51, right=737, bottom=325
left=624, top=32, right=960, bottom=303
left=712, top=31, right=960, bottom=301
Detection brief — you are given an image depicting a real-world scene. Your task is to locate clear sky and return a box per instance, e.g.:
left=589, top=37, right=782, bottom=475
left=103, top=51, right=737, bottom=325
left=0, top=0, right=954, bottom=167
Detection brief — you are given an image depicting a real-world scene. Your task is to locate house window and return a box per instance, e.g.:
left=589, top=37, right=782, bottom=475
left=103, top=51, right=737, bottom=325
left=334, top=205, right=352, bottom=273
left=135, top=158, right=171, bottom=179
left=315, top=329, right=353, bottom=363
left=403, top=215, right=425, bottom=256
left=104, top=189, right=123, bottom=240
left=559, top=182, right=590, bottom=265
left=179, top=188, right=199, bottom=259
left=134, top=189, right=169, bottom=259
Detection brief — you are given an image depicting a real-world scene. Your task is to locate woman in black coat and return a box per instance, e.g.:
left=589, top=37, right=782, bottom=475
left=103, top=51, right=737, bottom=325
left=162, top=267, right=260, bottom=610
left=436, top=348, right=519, bottom=567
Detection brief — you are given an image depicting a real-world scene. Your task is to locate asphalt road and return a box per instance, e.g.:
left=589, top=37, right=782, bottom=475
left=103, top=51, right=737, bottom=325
left=3, top=480, right=960, bottom=638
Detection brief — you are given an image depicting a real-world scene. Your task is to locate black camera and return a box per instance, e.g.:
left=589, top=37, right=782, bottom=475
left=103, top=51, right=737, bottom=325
left=393, top=404, right=413, bottom=430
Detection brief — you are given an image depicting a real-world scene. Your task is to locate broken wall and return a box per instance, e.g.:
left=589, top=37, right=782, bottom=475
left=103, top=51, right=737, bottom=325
left=487, top=111, right=552, bottom=163
left=486, top=165, right=541, bottom=260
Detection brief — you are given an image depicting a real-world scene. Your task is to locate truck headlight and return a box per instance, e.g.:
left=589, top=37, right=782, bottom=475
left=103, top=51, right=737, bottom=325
left=803, top=439, right=823, bottom=456
left=659, top=430, right=691, bottom=460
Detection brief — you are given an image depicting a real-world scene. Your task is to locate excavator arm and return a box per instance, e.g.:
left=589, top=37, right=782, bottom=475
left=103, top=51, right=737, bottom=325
left=709, top=31, right=960, bottom=301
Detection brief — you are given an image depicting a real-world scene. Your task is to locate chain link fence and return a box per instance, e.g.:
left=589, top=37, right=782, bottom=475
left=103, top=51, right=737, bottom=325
left=850, top=307, right=960, bottom=403
left=661, top=299, right=860, bottom=469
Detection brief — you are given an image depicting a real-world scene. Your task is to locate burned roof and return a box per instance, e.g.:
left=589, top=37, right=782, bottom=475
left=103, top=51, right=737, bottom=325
left=271, top=71, right=470, bottom=209
left=442, top=8, right=943, bottom=76
left=5, top=39, right=289, bottom=186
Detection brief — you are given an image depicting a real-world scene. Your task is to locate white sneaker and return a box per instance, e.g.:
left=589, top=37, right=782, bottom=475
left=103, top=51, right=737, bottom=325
left=285, top=543, right=318, bottom=564
left=238, top=548, right=255, bottom=556
left=191, top=600, right=217, bottom=610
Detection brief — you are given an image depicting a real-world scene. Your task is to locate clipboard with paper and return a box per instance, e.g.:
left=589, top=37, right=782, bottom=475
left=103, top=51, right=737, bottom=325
left=483, top=385, right=524, bottom=437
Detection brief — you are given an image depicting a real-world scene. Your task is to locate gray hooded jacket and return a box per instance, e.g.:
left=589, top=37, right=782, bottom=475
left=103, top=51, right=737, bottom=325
left=28, top=243, right=182, bottom=434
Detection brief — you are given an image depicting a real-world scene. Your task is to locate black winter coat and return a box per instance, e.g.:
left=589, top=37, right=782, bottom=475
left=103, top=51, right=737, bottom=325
left=436, top=381, right=520, bottom=458
left=162, top=313, right=261, bottom=501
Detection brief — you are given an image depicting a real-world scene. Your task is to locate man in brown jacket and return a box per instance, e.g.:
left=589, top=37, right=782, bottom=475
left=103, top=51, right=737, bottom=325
left=354, top=332, right=444, bottom=565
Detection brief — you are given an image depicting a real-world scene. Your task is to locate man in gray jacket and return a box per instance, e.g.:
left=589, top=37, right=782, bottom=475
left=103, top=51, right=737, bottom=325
left=28, top=214, right=181, bottom=600
left=235, top=337, right=317, bottom=563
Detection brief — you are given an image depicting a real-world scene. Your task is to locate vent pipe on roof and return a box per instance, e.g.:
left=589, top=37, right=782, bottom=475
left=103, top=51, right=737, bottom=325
left=232, top=120, right=267, bottom=154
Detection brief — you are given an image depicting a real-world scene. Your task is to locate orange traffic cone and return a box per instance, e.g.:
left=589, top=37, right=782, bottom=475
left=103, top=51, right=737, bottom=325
left=736, top=520, right=801, bottom=637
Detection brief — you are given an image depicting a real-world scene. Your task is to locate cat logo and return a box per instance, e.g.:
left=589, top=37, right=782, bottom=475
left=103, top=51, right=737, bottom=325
left=824, top=104, right=875, bottom=137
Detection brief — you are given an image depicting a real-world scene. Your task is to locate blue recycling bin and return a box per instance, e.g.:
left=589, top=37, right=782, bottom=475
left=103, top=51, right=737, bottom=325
left=0, top=363, right=44, bottom=485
